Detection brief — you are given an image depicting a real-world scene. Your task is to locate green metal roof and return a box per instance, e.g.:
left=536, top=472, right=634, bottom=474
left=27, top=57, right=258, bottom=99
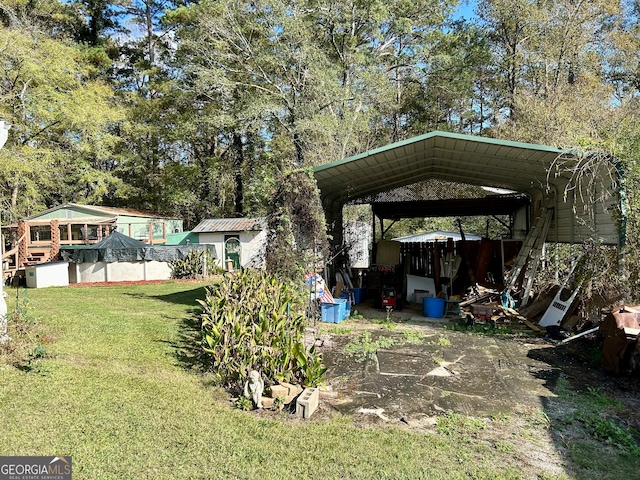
left=313, top=130, right=623, bottom=245
left=313, top=131, right=574, bottom=208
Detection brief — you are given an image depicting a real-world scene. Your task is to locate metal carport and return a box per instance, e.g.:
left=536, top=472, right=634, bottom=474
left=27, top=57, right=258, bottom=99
left=313, top=131, right=623, bottom=251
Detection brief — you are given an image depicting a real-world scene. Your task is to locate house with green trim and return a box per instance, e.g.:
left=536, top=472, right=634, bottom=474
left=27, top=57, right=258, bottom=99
left=2, top=204, right=183, bottom=276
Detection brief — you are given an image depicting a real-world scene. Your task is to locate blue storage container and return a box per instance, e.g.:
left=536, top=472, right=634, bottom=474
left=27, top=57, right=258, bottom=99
left=342, top=299, right=351, bottom=320
left=350, top=287, right=365, bottom=304
left=321, top=302, right=340, bottom=323
left=423, top=297, right=445, bottom=318
left=334, top=298, right=348, bottom=323
left=321, top=299, right=349, bottom=323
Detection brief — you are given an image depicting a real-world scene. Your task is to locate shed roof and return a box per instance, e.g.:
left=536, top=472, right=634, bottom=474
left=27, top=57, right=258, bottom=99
left=393, top=231, right=482, bottom=243
left=192, top=217, right=265, bottom=233
left=314, top=131, right=576, bottom=206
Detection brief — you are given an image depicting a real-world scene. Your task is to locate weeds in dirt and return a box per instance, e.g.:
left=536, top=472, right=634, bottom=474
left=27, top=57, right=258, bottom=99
left=402, top=330, right=425, bottom=344
left=574, top=412, right=639, bottom=454
left=370, top=317, right=397, bottom=331
left=489, top=413, right=511, bottom=424
left=324, top=326, right=352, bottom=335
left=436, top=411, right=487, bottom=436
left=552, top=375, right=640, bottom=460
left=343, top=331, right=397, bottom=362
left=495, top=440, right=514, bottom=453
left=426, top=334, right=451, bottom=347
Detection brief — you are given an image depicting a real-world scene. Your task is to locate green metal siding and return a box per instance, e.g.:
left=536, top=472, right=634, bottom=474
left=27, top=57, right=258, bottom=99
left=31, top=206, right=113, bottom=221
left=166, top=231, right=198, bottom=245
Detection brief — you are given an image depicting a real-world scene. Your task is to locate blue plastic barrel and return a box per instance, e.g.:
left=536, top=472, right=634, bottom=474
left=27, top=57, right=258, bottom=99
left=423, top=297, right=445, bottom=318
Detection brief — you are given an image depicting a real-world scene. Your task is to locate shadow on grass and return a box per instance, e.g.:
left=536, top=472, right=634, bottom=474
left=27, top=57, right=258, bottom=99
left=164, top=313, right=208, bottom=372
left=125, top=285, right=209, bottom=308
left=527, top=338, right=640, bottom=479
left=124, top=286, right=211, bottom=372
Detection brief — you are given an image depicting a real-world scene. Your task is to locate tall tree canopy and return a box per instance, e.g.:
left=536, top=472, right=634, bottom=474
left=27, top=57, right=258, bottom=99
left=0, top=23, right=124, bottom=221
left=2, top=0, right=640, bottom=267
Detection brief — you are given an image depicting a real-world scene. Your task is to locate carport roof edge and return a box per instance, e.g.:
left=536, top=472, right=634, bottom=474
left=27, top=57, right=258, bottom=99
left=312, top=130, right=580, bottom=206
left=314, top=131, right=570, bottom=172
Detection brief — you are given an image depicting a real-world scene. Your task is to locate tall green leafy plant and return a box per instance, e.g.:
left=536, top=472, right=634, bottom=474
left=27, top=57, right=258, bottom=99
left=170, top=250, right=219, bottom=279
left=199, top=270, right=326, bottom=390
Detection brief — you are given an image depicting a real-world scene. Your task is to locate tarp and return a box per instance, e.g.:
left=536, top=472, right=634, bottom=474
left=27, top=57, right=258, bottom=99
left=60, top=231, right=217, bottom=263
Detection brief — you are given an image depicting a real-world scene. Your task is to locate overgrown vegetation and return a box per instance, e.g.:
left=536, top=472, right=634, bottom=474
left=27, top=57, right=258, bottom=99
left=264, top=170, right=329, bottom=281
left=199, top=270, right=326, bottom=389
left=170, top=249, right=220, bottom=279
left=0, top=287, right=48, bottom=371
left=553, top=378, right=640, bottom=457
left=343, top=331, right=398, bottom=362
left=444, top=319, right=534, bottom=337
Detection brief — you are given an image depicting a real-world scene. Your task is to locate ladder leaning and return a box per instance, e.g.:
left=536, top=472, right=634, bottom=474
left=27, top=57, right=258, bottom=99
left=503, top=202, right=554, bottom=306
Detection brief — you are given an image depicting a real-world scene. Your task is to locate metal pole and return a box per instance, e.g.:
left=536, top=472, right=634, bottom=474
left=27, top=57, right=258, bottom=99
left=0, top=119, right=12, bottom=344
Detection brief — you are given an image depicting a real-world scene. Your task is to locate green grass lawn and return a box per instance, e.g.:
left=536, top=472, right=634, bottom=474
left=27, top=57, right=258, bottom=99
left=0, top=282, right=633, bottom=479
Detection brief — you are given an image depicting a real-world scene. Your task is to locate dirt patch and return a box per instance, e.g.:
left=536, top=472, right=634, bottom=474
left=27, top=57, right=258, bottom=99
left=311, top=302, right=640, bottom=477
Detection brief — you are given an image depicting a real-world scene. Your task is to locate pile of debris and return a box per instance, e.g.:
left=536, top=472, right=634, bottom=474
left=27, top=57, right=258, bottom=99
left=459, top=285, right=573, bottom=334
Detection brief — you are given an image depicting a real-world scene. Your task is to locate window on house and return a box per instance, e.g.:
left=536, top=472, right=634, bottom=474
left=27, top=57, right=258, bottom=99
left=30, top=225, right=52, bottom=242
left=84, top=225, right=99, bottom=241
left=71, top=225, right=84, bottom=241
left=59, top=225, right=69, bottom=241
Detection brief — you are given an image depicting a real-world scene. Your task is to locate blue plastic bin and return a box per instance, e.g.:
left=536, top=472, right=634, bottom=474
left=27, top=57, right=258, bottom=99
left=321, top=299, right=348, bottom=323
left=321, top=302, right=339, bottom=323
left=423, top=297, right=445, bottom=318
left=342, top=299, right=351, bottom=320
left=335, top=298, right=348, bottom=322
left=350, top=288, right=365, bottom=304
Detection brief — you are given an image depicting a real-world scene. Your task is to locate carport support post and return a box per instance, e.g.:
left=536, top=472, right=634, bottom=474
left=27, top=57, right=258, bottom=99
left=0, top=120, right=11, bottom=344
left=326, top=202, right=344, bottom=272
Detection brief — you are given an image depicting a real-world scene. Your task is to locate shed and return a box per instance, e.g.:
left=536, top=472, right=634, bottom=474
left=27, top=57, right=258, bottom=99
left=61, top=231, right=216, bottom=284
left=192, top=218, right=266, bottom=270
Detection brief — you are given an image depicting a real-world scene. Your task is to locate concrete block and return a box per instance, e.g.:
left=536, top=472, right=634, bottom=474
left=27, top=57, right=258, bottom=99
left=296, top=388, right=319, bottom=419
left=261, top=396, right=275, bottom=409
left=280, top=382, right=303, bottom=397
left=269, top=385, right=288, bottom=399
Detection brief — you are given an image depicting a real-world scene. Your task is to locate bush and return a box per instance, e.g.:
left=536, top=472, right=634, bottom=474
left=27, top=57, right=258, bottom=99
left=170, top=250, right=219, bottom=279
left=199, top=270, right=326, bottom=390
left=0, top=287, right=47, bottom=371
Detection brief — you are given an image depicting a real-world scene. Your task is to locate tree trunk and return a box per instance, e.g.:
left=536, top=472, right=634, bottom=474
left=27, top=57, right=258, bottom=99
left=233, top=133, right=244, bottom=216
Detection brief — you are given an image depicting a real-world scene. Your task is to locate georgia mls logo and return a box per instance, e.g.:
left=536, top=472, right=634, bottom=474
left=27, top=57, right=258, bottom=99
left=0, top=456, right=72, bottom=480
